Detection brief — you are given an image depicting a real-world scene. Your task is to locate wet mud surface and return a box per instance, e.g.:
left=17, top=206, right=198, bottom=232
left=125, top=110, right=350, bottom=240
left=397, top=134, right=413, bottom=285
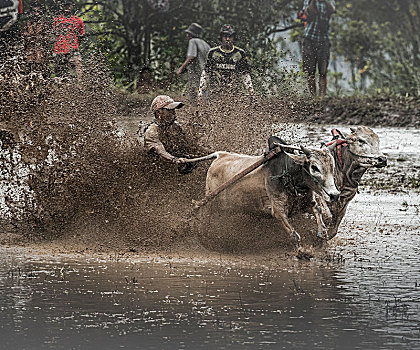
left=1, top=55, right=420, bottom=348
left=1, top=106, right=419, bottom=348
left=0, top=190, right=419, bottom=349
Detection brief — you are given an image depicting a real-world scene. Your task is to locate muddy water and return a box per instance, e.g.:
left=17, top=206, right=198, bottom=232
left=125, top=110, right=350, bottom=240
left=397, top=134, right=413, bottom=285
left=0, top=198, right=419, bottom=349
left=0, top=199, right=419, bottom=350
left=1, top=124, right=419, bottom=349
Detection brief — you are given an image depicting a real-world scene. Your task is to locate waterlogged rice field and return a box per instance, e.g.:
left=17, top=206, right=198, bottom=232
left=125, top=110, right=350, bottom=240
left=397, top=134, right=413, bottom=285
left=0, top=125, right=419, bottom=349
left=0, top=196, right=419, bottom=350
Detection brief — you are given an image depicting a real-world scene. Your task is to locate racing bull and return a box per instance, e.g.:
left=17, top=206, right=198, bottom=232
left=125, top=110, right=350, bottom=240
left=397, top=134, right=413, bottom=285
left=318, top=126, right=387, bottom=239
left=203, top=137, right=340, bottom=244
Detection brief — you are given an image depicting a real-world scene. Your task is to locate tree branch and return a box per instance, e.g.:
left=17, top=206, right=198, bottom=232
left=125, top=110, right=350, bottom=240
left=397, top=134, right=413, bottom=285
left=266, top=23, right=303, bottom=36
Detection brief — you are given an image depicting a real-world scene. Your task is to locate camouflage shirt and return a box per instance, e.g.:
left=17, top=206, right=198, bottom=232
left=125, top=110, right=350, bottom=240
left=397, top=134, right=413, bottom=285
left=143, top=121, right=204, bottom=158
left=204, top=45, right=250, bottom=89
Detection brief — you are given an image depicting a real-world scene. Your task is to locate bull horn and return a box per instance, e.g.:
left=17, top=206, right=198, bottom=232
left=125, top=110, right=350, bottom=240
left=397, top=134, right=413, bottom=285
left=350, top=127, right=357, bottom=133
left=300, top=145, right=312, bottom=158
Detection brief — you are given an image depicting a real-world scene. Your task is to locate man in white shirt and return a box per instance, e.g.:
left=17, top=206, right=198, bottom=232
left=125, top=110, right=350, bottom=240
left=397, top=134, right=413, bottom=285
left=177, top=23, right=210, bottom=104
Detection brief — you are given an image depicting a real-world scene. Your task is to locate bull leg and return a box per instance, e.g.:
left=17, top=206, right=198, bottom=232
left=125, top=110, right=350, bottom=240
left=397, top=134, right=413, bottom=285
left=270, top=196, right=301, bottom=244
left=312, top=199, right=328, bottom=239
left=327, top=205, right=349, bottom=240
left=319, top=197, right=332, bottom=222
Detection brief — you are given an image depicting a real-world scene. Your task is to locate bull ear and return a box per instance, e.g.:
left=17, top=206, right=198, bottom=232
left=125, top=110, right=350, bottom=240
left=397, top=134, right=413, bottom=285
left=335, top=128, right=346, bottom=138
left=300, top=145, right=312, bottom=158
left=268, top=136, right=282, bottom=150
left=350, top=127, right=357, bottom=133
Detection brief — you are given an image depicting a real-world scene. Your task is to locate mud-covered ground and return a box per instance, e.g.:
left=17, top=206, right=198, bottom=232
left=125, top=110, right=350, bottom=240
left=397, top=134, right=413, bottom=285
left=1, top=55, right=419, bottom=257
left=307, top=95, right=420, bottom=128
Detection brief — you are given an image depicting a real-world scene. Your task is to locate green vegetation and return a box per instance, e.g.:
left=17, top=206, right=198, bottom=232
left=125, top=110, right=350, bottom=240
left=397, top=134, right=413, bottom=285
left=332, top=0, right=420, bottom=96
left=27, top=0, right=420, bottom=96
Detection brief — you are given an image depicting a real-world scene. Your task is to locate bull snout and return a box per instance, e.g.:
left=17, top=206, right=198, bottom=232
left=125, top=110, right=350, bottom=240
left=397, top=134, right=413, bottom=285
left=375, top=156, right=387, bottom=168
left=329, top=192, right=340, bottom=202
left=322, top=186, right=340, bottom=203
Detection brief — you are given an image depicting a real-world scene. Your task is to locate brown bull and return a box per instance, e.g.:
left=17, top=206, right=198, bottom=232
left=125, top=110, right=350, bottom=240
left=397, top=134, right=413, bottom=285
left=205, top=137, right=340, bottom=244
left=318, top=126, right=387, bottom=239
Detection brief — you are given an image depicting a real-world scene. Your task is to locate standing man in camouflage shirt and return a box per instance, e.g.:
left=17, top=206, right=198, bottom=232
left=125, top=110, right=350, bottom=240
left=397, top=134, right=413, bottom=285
left=301, top=0, right=335, bottom=98
left=177, top=23, right=210, bottom=104
left=198, top=24, right=254, bottom=100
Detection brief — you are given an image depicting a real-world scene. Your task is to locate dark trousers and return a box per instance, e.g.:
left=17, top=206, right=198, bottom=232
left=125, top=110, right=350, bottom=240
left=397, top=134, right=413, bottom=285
left=302, top=38, right=330, bottom=76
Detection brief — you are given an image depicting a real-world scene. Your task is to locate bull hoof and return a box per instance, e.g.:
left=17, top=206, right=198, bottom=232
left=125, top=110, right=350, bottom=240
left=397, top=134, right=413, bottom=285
left=296, top=247, right=314, bottom=260
left=292, top=231, right=301, bottom=243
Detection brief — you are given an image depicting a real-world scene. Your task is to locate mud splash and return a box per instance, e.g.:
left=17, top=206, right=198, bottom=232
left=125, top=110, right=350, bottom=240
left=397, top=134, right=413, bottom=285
left=1, top=50, right=313, bottom=253
left=1, top=49, right=418, bottom=255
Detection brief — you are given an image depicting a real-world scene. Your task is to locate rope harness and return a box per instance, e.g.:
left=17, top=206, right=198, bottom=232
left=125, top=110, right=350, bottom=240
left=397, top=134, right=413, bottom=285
left=326, top=128, right=382, bottom=165
left=269, top=154, right=309, bottom=197
left=326, top=128, right=347, bottom=168
left=194, top=144, right=312, bottom=209
left=193, top=127, right=382, bottom=211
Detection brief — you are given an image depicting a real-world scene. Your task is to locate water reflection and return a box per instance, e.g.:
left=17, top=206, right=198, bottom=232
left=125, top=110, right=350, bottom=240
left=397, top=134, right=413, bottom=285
left=0, top=254, right=350, bottom=349
left=1, top=204, right=419, bottom=350
left=330, top=192, right=420, bottom=350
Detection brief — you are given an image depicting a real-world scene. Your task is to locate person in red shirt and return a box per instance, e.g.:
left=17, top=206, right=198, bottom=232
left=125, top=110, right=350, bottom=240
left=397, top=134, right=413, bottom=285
left=53, top=0, right=85, bottom=81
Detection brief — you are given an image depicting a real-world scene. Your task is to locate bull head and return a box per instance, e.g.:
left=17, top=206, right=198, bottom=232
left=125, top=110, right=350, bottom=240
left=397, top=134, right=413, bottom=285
left=303, top=149, right=340, bottom=202
left=346, top=126, right=387, bottom=168
left=268, top=135, right=289, bottom=151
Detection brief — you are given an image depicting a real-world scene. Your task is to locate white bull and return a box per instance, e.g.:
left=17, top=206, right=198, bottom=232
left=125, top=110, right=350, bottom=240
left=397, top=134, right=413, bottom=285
left=204, top=137, right=340, bottom=244
left=317, top=126, right=387, bottom=239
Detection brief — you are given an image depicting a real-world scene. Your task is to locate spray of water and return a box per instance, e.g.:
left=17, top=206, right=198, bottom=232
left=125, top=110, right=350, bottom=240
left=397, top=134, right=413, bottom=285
left=1, top=43, right=324, bottom=253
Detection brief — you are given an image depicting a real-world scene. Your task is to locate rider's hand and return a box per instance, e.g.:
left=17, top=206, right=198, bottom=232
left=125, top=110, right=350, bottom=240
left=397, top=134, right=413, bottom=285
left=176, top=157, right=188, bottom=164
left=172, top=157, right=186, bottom=164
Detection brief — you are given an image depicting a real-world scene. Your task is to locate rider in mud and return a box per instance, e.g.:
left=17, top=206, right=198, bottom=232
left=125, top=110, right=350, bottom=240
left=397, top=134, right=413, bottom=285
left=52, top=0, right=85, bottom=81
left=198, top=24, right=254, bottom=101
left=141, top=95, right=207, bottom=174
